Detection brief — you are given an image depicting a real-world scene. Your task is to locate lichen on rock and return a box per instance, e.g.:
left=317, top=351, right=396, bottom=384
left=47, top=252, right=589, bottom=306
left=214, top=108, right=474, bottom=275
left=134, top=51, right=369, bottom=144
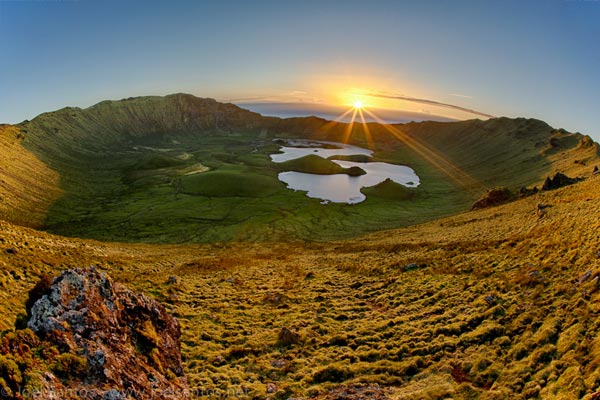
left=2, top=267, right=189, bottom=400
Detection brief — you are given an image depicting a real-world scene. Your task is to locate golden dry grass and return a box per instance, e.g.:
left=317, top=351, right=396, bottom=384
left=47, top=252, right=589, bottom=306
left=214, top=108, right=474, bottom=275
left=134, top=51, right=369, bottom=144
left=1, top=171, right=600, bottom=398
left=0, top=125, right=62, bottom=227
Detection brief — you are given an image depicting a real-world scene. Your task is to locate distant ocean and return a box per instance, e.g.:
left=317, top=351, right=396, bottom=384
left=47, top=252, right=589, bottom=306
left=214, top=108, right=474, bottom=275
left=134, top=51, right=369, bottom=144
left=235, top=102, right=456, bottom=124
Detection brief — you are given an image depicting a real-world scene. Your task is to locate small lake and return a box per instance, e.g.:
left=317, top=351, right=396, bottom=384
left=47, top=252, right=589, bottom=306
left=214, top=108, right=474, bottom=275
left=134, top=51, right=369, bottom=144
left=270, top=139, right=420, bottom=204
left=270, top=140, right=373, bottom=163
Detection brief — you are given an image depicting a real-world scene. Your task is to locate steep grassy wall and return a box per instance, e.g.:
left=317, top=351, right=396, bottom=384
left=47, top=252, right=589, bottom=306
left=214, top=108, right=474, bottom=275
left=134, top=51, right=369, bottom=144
left=277, top=116, right=599, bottom=189
left=0, top=125, right=61, bottom=227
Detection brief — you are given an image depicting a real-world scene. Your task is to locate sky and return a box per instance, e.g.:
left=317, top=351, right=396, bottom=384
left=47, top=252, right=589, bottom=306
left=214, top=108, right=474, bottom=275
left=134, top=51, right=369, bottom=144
left=0, top=0, right=599, bottom=139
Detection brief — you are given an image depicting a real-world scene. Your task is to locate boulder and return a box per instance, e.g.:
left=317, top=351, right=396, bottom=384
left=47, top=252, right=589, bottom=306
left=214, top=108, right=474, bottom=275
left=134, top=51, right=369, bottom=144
left=2, top=267, right=189, bottom=399
left=401, top=263, right=427, bottom=272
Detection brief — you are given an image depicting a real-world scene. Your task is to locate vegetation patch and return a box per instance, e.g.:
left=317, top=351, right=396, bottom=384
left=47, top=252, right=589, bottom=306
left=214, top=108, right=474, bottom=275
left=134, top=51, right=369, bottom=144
left=361, top=178, right=418, bottom=201
left=327, top=154, right=372, bottom=163
left=51, top=353, right=88, bottom=379
left=181, top=170, right=283, bottom=198
left=277, top=154, right=365, bottom=176
left=134, top=154, right=186, bottom=170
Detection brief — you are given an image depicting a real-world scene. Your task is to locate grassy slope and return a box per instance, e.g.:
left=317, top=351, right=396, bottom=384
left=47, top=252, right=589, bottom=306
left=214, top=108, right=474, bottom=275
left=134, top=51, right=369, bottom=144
left=0, top=125, right=62, bottom=227
left=1, top=174, right=600, bottom=398
left=291, top=116, right=599, bottom=189
left=6, top=94, right=598, bottom=243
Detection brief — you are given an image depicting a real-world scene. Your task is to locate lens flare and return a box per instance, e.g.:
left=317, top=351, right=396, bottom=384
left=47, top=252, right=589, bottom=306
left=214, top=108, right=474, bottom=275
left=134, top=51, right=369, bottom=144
left=322, top=96, right=484, bottom=192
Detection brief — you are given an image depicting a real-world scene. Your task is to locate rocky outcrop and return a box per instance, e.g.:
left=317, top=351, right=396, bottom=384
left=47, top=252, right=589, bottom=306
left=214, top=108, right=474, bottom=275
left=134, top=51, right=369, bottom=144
left=471, top=187, right=513, bottom=210
left=542, top=172, right=580, bottom=191
left=1, top=267, right=189, bottom=400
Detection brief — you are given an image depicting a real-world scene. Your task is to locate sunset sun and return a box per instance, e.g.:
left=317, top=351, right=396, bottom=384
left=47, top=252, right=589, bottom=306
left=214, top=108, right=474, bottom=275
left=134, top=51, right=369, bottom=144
left=353, top=100, right=364, bottom=109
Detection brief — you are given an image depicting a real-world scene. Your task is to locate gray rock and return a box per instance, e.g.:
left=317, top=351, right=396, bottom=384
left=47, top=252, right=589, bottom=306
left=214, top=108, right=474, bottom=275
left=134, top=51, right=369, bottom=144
left=89, top=349, right=106, bottom=369
left=484, top=295, right=497, bottom=305
left=23, top=267, right=189, bottom=399
left=579, top=269, right=593, bottom=284
left=402, top=263, right=426, bottom=272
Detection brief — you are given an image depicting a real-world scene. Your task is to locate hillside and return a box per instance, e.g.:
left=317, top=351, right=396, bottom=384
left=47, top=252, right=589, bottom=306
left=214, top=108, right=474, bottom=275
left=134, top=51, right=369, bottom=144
left=0, top=124, right=61, bottom=227
left=0, top=94, right=597, bottom=243
left=1, top=172, right=599, bottom=398
left=294, top=116, right=599, bottom=189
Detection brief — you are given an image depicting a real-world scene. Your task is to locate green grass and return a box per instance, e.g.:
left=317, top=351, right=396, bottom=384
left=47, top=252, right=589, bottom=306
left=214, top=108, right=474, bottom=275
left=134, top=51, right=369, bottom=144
left=134, top=154, right=186, bottom=170
left=30, top=136, right=471, bottom=243
left=327, top=154, right=372, bottom=162
left=277, top=154, right=363, bottom=175
left=16, top=95, right=596, bottom=243
left=21, top=126, right=472, bottom=243
left=361, top=178, right=418, bottom=200
left=181, top=170, right=284, bottom=197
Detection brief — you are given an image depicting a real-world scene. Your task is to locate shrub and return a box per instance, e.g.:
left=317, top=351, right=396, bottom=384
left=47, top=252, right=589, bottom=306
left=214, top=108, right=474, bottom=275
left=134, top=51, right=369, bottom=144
left=51, top=353, right=88, bottom=378
left=0, top=355, right=22, bottom=387
left=460, top=321, right=505, bottom=345
left=25, top=274, right=54, bottom=316
left=530, top=344, right=556, bottom=367
left=136, top=320, right=160, bottom=349
left=510, top=342, right=528, bottom=361
left=312, top=364, right=353, bottom=383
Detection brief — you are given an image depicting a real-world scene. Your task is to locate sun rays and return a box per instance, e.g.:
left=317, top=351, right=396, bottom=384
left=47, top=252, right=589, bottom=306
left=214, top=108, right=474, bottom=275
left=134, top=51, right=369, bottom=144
left=320, top=99, right=484, bottom=193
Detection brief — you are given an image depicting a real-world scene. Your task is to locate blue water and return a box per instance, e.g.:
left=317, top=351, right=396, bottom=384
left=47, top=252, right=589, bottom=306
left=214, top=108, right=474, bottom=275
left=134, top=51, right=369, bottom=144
left=271, top=139, right=420, bottom=204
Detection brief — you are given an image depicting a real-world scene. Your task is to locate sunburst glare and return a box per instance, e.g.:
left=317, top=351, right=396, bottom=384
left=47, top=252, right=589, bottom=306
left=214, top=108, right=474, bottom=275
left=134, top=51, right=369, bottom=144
left=324, top=95, right=483, bottom=192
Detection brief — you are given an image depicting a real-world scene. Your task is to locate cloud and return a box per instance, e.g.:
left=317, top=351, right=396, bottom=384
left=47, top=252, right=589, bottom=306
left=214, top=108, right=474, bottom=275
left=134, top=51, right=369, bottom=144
left=224, top=96, right=274, bottom=102
left=448, top=93, right=473, bottom=99
left=225, top=90, right=323, bottom=104
left=366, top=92, right=494, bottom=119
